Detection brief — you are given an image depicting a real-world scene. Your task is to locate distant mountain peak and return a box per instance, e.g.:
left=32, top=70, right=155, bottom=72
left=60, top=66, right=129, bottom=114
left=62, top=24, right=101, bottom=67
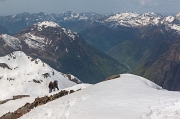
left=105, top=12, right=163, bottom=28
left=34, top=21, right=60, bottom=31
left=162, top=16, right=174, bottom=23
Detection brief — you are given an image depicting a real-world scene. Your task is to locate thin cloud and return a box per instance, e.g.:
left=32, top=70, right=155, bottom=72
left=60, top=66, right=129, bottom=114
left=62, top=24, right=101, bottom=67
left=0, top=0, right=6, bottom=2
left=138, top=0, right=157, bottom=6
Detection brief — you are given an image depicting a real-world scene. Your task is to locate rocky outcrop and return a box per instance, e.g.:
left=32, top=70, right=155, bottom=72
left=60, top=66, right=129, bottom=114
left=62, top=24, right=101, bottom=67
left=0, top=89, right=78, bottom=119
left=64, top=74, right=82, bottom=84
left=105, top=74, right=120, bottom=81
left=0, top=63, right=12, bottom=70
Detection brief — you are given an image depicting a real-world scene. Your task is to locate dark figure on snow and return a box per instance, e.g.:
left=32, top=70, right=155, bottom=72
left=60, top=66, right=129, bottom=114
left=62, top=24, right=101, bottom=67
left=53, top=80, right=59, bottom=91
left=49, top=81, right=54, bottom=93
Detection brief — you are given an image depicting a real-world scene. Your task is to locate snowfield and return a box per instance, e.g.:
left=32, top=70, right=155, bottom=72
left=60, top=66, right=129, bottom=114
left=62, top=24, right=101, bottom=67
left=16, top=74, right=180, bottom=119
left=0, top=84, right=91, bottom=117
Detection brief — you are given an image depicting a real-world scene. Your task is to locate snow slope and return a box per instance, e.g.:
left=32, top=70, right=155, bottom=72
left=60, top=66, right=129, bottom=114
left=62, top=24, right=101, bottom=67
left=0, top=84, right=90, bottom=117
left=19, top=74, right=180, bottom=119
left=0, top=51, right=77, bottom=100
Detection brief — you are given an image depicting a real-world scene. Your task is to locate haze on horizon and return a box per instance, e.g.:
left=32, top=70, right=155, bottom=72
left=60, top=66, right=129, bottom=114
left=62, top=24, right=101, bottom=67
left=0, top=0, right=180, bottom=16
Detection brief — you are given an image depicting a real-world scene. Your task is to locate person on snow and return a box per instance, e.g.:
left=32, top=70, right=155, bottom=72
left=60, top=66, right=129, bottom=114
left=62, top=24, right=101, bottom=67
left=48, top=81, right=54, bottom=93
left=53, top=80, right=59, bottom=91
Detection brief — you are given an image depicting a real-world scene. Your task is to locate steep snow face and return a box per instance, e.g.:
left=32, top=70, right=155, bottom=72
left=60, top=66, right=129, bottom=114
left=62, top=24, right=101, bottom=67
left=1, top=34, right=22, bottom=50
left=35, top=21, right=60, bottom=31
left=19, top=74, right=180, bottom=119
left=24, top=33, right=46, bottom=49
left=105, top=12, right=162, bottom=28
left=0, top=51, right=77, bottom=100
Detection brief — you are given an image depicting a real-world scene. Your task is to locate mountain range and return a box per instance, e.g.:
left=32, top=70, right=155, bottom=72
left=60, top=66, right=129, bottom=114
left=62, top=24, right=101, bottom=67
left=0, top=21, right=128, bottom=83
left=1, top=11, right=180, bottom=119
left=1, top=11, right=180, bottom=90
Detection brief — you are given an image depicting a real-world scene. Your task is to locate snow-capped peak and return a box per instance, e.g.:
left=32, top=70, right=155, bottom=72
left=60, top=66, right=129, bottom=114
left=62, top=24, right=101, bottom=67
left=142, top=12, right=160, bottom=17
left=106, top=12, right=139, bottom=22
left=104, top=12, right=164, bottom=28
left=35, top=21, right=60, bottom=31
left=105, top=12, right=163, bottom=28
left=0, top=51, right=77, bottom=100
left=162, top=16, right=174, bottom=23
left=0, top=34, right=22, bottom=50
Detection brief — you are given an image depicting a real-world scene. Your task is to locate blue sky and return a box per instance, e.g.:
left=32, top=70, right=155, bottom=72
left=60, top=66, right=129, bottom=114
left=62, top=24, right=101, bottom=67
left=0, top=0, right=180, bottom=15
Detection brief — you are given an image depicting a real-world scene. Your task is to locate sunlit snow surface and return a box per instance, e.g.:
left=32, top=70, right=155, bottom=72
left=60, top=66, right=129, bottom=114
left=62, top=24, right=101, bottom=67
left=0, top=84, right=90, bottom=117
left=18, top=74, right=180, bottom=119
left=104, top=12, right=180, bottom=34
left=35, top=21, right=60, bottom=31
left=105, top=12, right=162, bottom=28
left=0, top=51, right=76, bottom=100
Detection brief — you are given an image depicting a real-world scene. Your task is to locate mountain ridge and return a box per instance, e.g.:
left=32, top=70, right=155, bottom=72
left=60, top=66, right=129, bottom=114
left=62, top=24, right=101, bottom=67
left=0, top=51, right=79, bottom=100
left=0, top=21, right=128, bottom=83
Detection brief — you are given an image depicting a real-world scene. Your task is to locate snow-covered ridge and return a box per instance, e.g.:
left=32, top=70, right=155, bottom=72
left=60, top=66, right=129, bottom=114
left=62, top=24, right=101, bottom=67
left=105, top=12, right=162, bottom=28
left=19, top=74, right=180, bottom=119
left=0, top=51, right=77, bottom=100
left=33, top=21, right=78, bottom=41
left=35, top=21, right=60, bottom=31
left=103, top=12, right=180, bottom=34
left=0, top=34, right=22, bottom=50
left=162, top=16, right=174, bottom=23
